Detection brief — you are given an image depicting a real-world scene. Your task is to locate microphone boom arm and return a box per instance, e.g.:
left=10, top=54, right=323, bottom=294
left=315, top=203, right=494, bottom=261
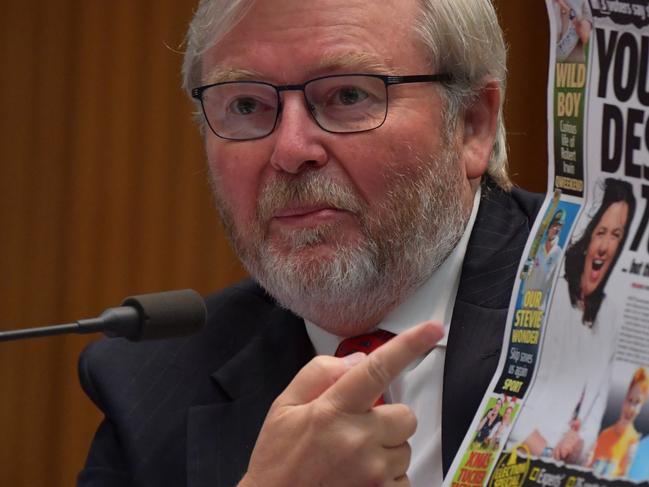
left=0, top=289, right=205, bottom=342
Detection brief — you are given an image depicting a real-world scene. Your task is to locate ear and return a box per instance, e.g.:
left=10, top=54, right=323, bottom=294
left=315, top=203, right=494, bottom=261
left=458, top=79, right=501, bottom=180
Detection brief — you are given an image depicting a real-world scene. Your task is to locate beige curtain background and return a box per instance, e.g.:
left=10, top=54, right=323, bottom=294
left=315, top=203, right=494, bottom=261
left=0, top=1, right=548, bottom=485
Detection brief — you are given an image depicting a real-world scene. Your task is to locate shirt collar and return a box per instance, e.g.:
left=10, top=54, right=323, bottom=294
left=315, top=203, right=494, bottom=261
left=306, top=186, right=482, bottom=356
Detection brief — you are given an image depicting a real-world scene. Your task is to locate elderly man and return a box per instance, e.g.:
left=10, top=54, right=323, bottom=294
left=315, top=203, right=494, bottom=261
left=78, top=0, right=542, bottom=486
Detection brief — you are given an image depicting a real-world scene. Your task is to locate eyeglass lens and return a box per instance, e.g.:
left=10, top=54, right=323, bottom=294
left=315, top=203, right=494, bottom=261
left=200, top=75, right=389, bottom=140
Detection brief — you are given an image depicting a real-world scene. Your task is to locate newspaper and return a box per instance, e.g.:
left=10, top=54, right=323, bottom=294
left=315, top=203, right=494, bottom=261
left=445, top=1, right=649, bottom=485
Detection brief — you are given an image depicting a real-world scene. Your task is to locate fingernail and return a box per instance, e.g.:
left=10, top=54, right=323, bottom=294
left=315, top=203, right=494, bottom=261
left=342, top=352, right=365, bottom=367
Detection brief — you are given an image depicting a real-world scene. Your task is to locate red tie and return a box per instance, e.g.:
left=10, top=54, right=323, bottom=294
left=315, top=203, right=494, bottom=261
left=334, top=329, right=396, bottom=405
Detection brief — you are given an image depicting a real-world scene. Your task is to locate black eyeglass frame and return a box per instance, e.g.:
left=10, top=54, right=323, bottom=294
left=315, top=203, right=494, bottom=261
left=191, top=73, right=453, bottom=141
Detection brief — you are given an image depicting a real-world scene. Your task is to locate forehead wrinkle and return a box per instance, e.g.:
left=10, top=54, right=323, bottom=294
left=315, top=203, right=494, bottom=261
left=203, top=66, right=262, bottom=85
left=316, top=51, right=394, bottom=74
left=203, top=52, right=395, bottom=87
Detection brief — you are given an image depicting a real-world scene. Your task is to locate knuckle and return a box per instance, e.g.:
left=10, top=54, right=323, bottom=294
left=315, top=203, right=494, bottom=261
left=310, top=404, right=367, bottom=451
left=388, top=443, right=412, bottom=477
left=365, top=353, right=392, bottom=389
left=313, top=410, right=368, bottom=453
left=392, top=403, right=416, bottom=425
left=309, top=355, right=337, bottom=375
left=395, top=474, right=410, bottom=487
left=308, top=355, right=346, bottom=389
left=321, top=385, right=353, bottom=414
left=366, top=458, right=388, bottom=486
left=402, top=407, right=417, bottom=435
left=267, top=398, right=290, bottom=419
left=311, top=399, right=340, bottom=428
left=401, top=442, right=412, bottom=465
left=380, top=404, right=417, bottom=437
left=339, top=428, right=367, bottom=453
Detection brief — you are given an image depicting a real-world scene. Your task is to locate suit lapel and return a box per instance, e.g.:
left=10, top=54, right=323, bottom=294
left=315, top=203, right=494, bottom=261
left=441, top=180, right=536, bottom=474
left=187, top=312, right=313, bottom=487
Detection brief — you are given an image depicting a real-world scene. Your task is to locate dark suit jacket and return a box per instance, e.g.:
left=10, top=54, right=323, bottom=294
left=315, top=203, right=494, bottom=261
left=77, top=179, right=542, bottom=487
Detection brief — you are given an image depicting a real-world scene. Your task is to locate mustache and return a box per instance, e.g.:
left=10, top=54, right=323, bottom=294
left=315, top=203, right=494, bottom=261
left=257, top=172, right=365, bottom=221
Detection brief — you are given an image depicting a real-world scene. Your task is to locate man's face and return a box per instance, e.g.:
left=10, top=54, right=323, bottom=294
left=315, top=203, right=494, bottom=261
left=580, top=201, right=628, bottom=298
left=200, top=0, right=480, bottom=332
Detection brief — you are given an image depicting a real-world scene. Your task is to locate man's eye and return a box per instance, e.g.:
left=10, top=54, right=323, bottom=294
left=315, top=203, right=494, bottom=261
left=334, top=87, right=369, bottom=106
left=230, top=97, right=260, bottom=115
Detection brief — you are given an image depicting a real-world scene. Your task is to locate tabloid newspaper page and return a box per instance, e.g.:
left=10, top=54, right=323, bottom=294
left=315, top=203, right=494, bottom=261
left=445, top=1, right=649, bottom=485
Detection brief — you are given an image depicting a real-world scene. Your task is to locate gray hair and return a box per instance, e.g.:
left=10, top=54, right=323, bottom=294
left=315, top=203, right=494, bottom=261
left=182, top=0, right=254, bottom=99
left=182, top=0, right=511, bottom=189
left=415, top=0, right=510, bottom=189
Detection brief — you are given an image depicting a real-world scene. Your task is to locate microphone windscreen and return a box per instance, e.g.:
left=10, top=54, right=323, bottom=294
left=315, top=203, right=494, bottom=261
left=121, top=289, right=206, bottom=341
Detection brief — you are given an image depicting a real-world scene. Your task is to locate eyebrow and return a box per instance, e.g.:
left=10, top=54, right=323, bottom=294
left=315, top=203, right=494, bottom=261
left=203, top=52, right=393, bottom=86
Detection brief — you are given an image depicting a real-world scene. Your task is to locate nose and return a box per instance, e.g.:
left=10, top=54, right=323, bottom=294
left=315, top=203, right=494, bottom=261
left=268, top=92, right=328, bottom=174
left=596, top=236, right=611, bottom=256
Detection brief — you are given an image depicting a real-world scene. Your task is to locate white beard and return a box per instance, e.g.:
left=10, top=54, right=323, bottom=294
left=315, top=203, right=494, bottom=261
left=212, top=143, right=470, bottom=335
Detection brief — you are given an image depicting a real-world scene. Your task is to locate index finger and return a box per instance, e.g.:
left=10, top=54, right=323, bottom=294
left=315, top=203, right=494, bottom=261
left=321, top=321, right=444, bottom=413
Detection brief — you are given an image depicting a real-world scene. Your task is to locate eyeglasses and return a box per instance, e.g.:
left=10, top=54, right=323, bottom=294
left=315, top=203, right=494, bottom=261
left=191, top=73, right=452, bottom=141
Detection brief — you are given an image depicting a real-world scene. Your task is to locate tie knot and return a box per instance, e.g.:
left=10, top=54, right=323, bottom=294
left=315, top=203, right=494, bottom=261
left=334, top=329, right=395, bottom=357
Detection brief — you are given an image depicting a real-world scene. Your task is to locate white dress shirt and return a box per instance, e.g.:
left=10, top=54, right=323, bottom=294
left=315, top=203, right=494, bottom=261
left=305, top=187, right=481, bottom=486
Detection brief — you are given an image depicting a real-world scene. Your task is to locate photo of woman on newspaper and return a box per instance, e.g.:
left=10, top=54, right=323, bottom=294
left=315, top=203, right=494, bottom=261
left=507, top=178, right=636, bottom=465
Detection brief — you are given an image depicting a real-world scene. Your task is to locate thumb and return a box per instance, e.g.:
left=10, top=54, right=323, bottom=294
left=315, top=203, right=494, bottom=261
left=273, top=353, right=365, bottom=407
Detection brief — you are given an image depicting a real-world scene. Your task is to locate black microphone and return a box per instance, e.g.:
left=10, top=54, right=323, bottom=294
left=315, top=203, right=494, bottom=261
left=0, top=289, right=206, bottom=342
